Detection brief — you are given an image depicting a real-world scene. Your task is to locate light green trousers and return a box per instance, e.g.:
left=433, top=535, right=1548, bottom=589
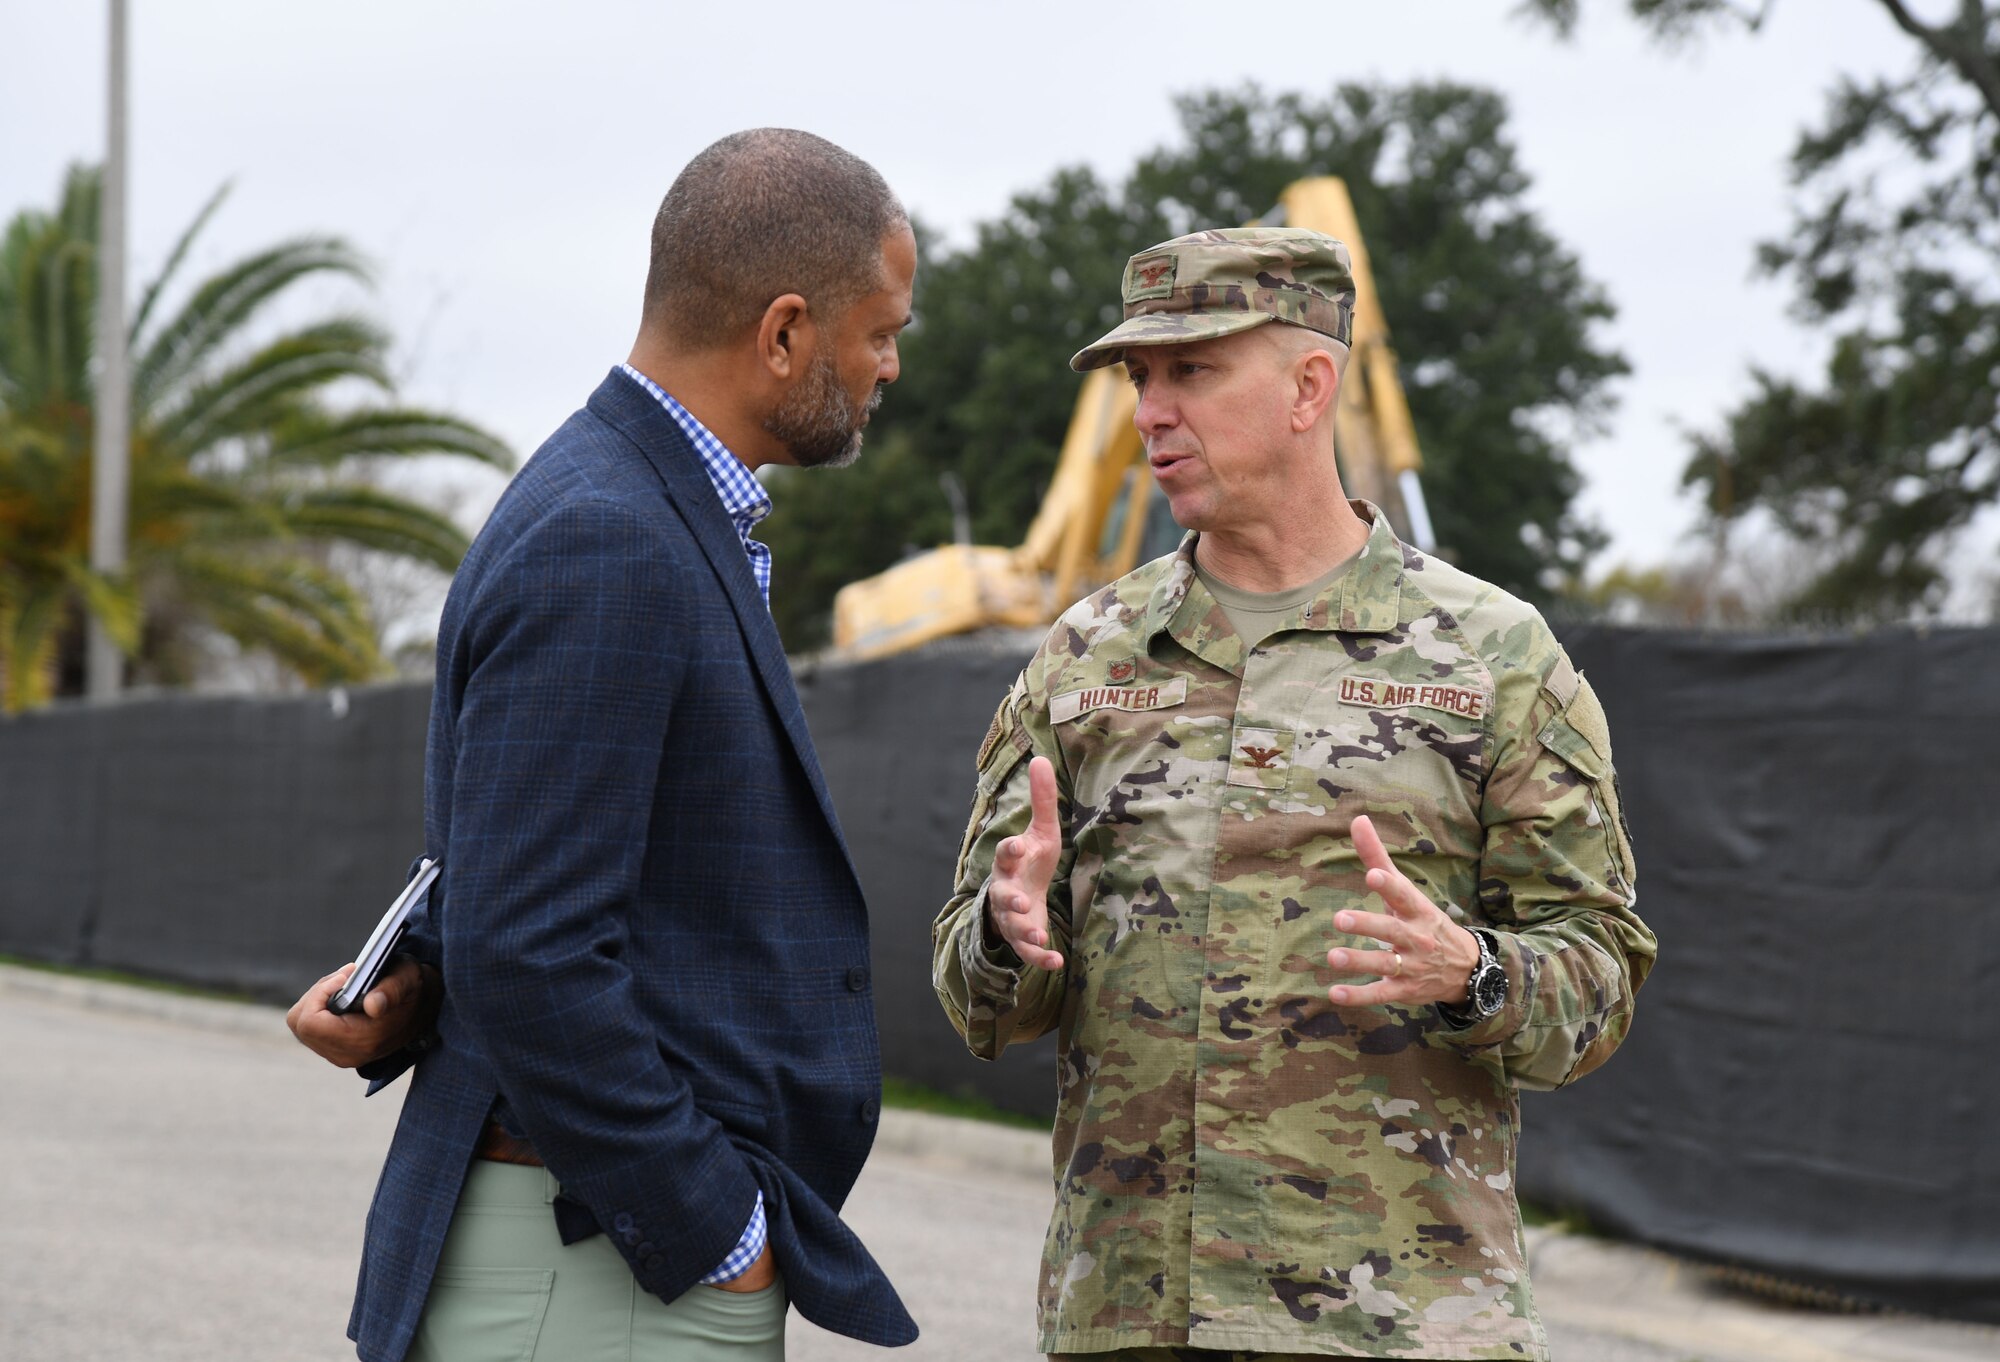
left=406, top=1160, right=787, bottom=1362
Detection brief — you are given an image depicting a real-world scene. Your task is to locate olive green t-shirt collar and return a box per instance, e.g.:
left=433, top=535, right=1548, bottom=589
left=1196, top=550, right=1359, bottom=651
left=1146, top=500, right=1406, bottom=662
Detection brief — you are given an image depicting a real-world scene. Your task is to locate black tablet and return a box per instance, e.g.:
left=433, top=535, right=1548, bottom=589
left=328, top=858, right=441, bottom=1015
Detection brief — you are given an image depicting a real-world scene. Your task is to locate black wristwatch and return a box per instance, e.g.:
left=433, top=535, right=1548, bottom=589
left=1439, top=928, right=1507, bottom=1026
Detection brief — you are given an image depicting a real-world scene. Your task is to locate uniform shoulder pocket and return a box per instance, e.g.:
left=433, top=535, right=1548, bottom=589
left=1537, top=668, right=1636, bottom=897
left=1538, top=674, right=1612, bottom=781
left=974, top=678, right=1034, bottom=793
left=956, top=678, right=1035, bottom=880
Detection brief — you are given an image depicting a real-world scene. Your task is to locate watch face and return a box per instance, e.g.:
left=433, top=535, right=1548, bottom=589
left=1473, top=965, right=1508, bottom=1016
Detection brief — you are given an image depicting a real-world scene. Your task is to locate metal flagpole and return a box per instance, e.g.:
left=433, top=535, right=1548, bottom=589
left=87, top=0, right=130, bottom=701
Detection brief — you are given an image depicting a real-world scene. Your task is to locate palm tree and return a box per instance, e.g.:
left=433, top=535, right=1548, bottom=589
left=0, top=163, right=511, bottom=711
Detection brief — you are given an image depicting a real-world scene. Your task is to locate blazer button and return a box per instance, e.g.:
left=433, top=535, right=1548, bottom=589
left=614, top=1213, right=634, bottom=1233
left=623, top=1228, right=642, bottom=1246
left=645, top=1254, right=665, bottom=1271
left=846, top=966, right=870, bottom=992
left=860, top=1097, right=881, bottom=1123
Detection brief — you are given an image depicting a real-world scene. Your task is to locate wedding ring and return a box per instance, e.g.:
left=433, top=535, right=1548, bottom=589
left=1390, top=951, right=1404, bottom=978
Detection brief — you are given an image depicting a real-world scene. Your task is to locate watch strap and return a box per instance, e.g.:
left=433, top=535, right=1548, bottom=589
left=1437, top=928, right=1504, bottom=1028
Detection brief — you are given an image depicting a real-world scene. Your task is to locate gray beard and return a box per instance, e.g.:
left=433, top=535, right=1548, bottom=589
left=764, top=351, right=881, bottom=469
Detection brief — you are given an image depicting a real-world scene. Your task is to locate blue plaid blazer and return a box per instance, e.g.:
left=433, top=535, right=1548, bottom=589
left=347, top=369, right=917, bottom=1360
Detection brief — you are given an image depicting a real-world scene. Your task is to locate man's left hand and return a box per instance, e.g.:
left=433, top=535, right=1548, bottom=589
left=1325, top=814, right=1480, bottom=1008
left=287, top=955, right=441, bottom=1068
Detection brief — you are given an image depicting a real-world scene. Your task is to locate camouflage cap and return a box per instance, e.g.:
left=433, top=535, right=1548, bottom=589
left=1070, top=226, right=1357, bottom=372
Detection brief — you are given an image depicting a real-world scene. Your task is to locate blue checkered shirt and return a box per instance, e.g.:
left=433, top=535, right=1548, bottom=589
left=616, top=362, right=770, bottom=1283
left=698, top=1187, right=768, bottom=1286
left=619, top=363, right=773, bottom=610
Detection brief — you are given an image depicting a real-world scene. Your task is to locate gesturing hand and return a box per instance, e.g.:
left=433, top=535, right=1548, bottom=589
left=1326, top=814, right=1479, bottom=1007
left=984, top=755, right=1066, bottom=971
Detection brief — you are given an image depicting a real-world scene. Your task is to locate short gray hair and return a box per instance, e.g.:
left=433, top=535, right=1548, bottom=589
left=643, top=128, right=907, bottom=349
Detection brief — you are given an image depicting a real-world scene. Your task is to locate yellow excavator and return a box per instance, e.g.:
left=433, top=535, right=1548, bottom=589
left=829, top=177, right=1433, bottom=662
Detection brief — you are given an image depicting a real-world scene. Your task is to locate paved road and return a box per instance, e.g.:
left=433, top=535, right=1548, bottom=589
left=4, top=967, right=1993, bottom=1362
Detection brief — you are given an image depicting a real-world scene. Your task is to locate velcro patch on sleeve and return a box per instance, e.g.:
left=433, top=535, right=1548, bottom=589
left=1541, top=654, right=1581, bottom=708
left=1050, top=676, right=1188, bottom=725
left=1337, top=675, right=1487, bottom=721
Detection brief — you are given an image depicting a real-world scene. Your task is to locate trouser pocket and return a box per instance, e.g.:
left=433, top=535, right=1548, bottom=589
left=634, top=1279, right=789, bottom=1358
left=406, top=1266, right=554, bottom=1362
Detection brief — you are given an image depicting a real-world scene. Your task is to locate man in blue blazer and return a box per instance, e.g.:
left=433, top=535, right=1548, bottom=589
left=288, top=129, right=918, bottom=1360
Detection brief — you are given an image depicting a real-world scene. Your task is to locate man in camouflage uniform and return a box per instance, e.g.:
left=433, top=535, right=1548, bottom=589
left=932, top=227, right=1657, bottom=1362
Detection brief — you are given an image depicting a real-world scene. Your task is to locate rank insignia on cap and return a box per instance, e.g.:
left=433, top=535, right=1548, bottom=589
left=1107, top=658, right=1136, bottom=683
left=1126, top=254, right=1177, bottom=301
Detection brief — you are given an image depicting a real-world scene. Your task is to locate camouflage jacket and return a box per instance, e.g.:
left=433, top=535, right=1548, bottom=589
left=932, top=505, right=1656, bottom=1359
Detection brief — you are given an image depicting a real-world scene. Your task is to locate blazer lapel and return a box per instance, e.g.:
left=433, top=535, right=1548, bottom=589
left=586, top=371, right=860, bottom=879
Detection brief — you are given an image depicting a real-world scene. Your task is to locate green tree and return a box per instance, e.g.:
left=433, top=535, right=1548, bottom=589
left=761, top=81, right=1628, bottom=650
left=0, top=164, right=511, bottom=710
left=1523, top=1, right=2000, bottom=616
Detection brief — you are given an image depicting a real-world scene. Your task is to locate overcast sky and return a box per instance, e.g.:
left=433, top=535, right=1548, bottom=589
left=5, top=0, right=1964, bottom=606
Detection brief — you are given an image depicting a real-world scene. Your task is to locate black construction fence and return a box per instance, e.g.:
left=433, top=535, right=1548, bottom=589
left=1, top=626, right=1993, bottom=1323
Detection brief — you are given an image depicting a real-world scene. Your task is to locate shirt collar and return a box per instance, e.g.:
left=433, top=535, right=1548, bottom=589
left=1141, top=500, right=1407, bottom=655
left=617, top=363, right=771, bottom=530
